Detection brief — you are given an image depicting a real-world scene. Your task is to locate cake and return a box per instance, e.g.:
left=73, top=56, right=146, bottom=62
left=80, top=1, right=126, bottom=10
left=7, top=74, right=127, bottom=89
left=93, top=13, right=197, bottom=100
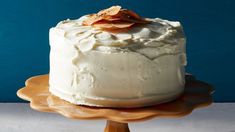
left=49, top=6, right=187, bottom=108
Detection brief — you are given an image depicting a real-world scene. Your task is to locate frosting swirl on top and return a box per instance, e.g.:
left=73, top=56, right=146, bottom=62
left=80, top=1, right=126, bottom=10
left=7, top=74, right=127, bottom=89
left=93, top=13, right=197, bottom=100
left=50, top=16, right=185, bottom=53
left=49, top=6, right=185, bottom=53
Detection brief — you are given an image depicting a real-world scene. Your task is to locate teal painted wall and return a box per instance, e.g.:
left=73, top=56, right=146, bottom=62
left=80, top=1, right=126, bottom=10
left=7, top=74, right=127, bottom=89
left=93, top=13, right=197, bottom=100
left=0, top=0, right=234, bottom=102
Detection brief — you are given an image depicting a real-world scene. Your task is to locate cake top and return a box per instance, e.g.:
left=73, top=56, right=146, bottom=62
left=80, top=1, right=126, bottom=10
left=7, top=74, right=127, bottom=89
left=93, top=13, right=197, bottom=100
left=50, top=6, right=186, bottom=52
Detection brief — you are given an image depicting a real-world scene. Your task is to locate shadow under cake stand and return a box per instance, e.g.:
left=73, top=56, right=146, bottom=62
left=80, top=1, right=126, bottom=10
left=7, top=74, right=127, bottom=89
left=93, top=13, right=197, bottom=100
left=17, top=74, right=213, bottom=132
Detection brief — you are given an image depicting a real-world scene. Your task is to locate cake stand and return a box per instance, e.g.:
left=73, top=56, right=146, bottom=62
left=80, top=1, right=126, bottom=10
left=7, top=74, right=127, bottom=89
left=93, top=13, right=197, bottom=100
left=17, top=74, right=214, bottom=132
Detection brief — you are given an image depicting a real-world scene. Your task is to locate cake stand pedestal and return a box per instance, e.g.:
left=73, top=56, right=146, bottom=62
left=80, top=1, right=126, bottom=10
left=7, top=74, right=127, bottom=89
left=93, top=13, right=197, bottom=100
left=17, top=74, right=213, bottom=132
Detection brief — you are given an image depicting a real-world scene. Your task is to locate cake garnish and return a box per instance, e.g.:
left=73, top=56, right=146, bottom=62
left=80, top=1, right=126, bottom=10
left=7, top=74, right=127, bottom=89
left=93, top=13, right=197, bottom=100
left=82, top=6, right=150, bottom=31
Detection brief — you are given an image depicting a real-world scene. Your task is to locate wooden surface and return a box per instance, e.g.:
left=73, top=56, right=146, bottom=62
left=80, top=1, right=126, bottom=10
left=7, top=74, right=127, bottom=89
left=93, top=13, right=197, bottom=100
left=17, top=74, right=213, bottom=132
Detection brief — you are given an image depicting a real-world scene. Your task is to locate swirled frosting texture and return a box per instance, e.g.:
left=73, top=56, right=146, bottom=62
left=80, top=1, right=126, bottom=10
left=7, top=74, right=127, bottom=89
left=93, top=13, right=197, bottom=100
left=50, top=16, right=185, bottom=53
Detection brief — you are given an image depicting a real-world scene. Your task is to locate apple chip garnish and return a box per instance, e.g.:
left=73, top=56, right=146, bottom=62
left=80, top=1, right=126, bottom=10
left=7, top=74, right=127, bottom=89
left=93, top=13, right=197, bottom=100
left=98, top=6, right=121, bottom=17
left=82, top=14, right=102, bottom=26
left=82, top=6, right=150, bottom=31
left=93, top=21, right=134, bottom=29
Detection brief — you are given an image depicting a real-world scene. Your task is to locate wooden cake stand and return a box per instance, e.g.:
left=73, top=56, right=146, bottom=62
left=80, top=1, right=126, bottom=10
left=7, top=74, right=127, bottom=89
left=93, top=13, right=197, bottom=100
left=17, top=74, right=213, bottom=132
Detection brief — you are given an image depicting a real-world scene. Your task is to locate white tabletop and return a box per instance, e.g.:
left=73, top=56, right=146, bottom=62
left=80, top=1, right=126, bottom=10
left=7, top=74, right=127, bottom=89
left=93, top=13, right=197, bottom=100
left=0, top=103, right=234, bottom=132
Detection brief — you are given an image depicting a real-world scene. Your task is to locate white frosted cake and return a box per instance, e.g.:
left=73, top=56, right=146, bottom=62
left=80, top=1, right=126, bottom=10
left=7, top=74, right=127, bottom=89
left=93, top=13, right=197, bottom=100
left=49, top=6, right=187, bottom=108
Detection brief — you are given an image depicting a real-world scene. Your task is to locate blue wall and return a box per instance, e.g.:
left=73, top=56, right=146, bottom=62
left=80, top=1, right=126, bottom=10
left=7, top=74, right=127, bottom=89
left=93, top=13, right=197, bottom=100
left=0, top=0, right=234, bottom=102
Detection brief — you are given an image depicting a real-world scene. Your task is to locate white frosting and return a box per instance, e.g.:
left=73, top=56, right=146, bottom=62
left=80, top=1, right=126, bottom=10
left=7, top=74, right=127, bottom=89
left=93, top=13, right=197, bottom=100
left=49, top=16, right=187, bottom=108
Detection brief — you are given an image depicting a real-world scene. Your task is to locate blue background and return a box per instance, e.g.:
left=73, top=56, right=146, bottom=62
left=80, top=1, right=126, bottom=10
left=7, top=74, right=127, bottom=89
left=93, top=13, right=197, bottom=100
left=0, top=0, right=234, bottom=102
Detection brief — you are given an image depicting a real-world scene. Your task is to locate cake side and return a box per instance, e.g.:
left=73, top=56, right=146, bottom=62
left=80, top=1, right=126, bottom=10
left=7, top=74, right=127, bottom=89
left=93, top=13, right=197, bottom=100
left=49, top=6, right=187, bottom=107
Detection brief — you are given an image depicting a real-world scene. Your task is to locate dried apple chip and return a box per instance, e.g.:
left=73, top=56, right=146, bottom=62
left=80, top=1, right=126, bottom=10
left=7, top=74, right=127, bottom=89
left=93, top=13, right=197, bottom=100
left=120, top=16, right=150, bottom=24
left=98, top=6, right=121, bottom=17
left=82, top=14, right=102, bottom=26
left=93, top=21, right=134, bottom=29
left=82, top=5, right=150, bottom=31
left=121, top=9, right=141, bottom=19
left=116, top=10, right=150, bottom=24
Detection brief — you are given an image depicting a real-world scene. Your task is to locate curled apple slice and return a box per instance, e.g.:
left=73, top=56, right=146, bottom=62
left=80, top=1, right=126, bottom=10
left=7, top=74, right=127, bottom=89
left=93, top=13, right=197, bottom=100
left=82, top=5, right=150, bottom=31
left=116, top=10, right=150, bottom=24
left=102, top=16, right=122, bottom=21
left=93, top=21, right=134, bottom=29
left=82, top=14, right=102, bottom=26
left=98, top=5, right=121, bottom=16
left=121, top=9, right=141, bottom=19
left=120, top=16, right=150, bottom=24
